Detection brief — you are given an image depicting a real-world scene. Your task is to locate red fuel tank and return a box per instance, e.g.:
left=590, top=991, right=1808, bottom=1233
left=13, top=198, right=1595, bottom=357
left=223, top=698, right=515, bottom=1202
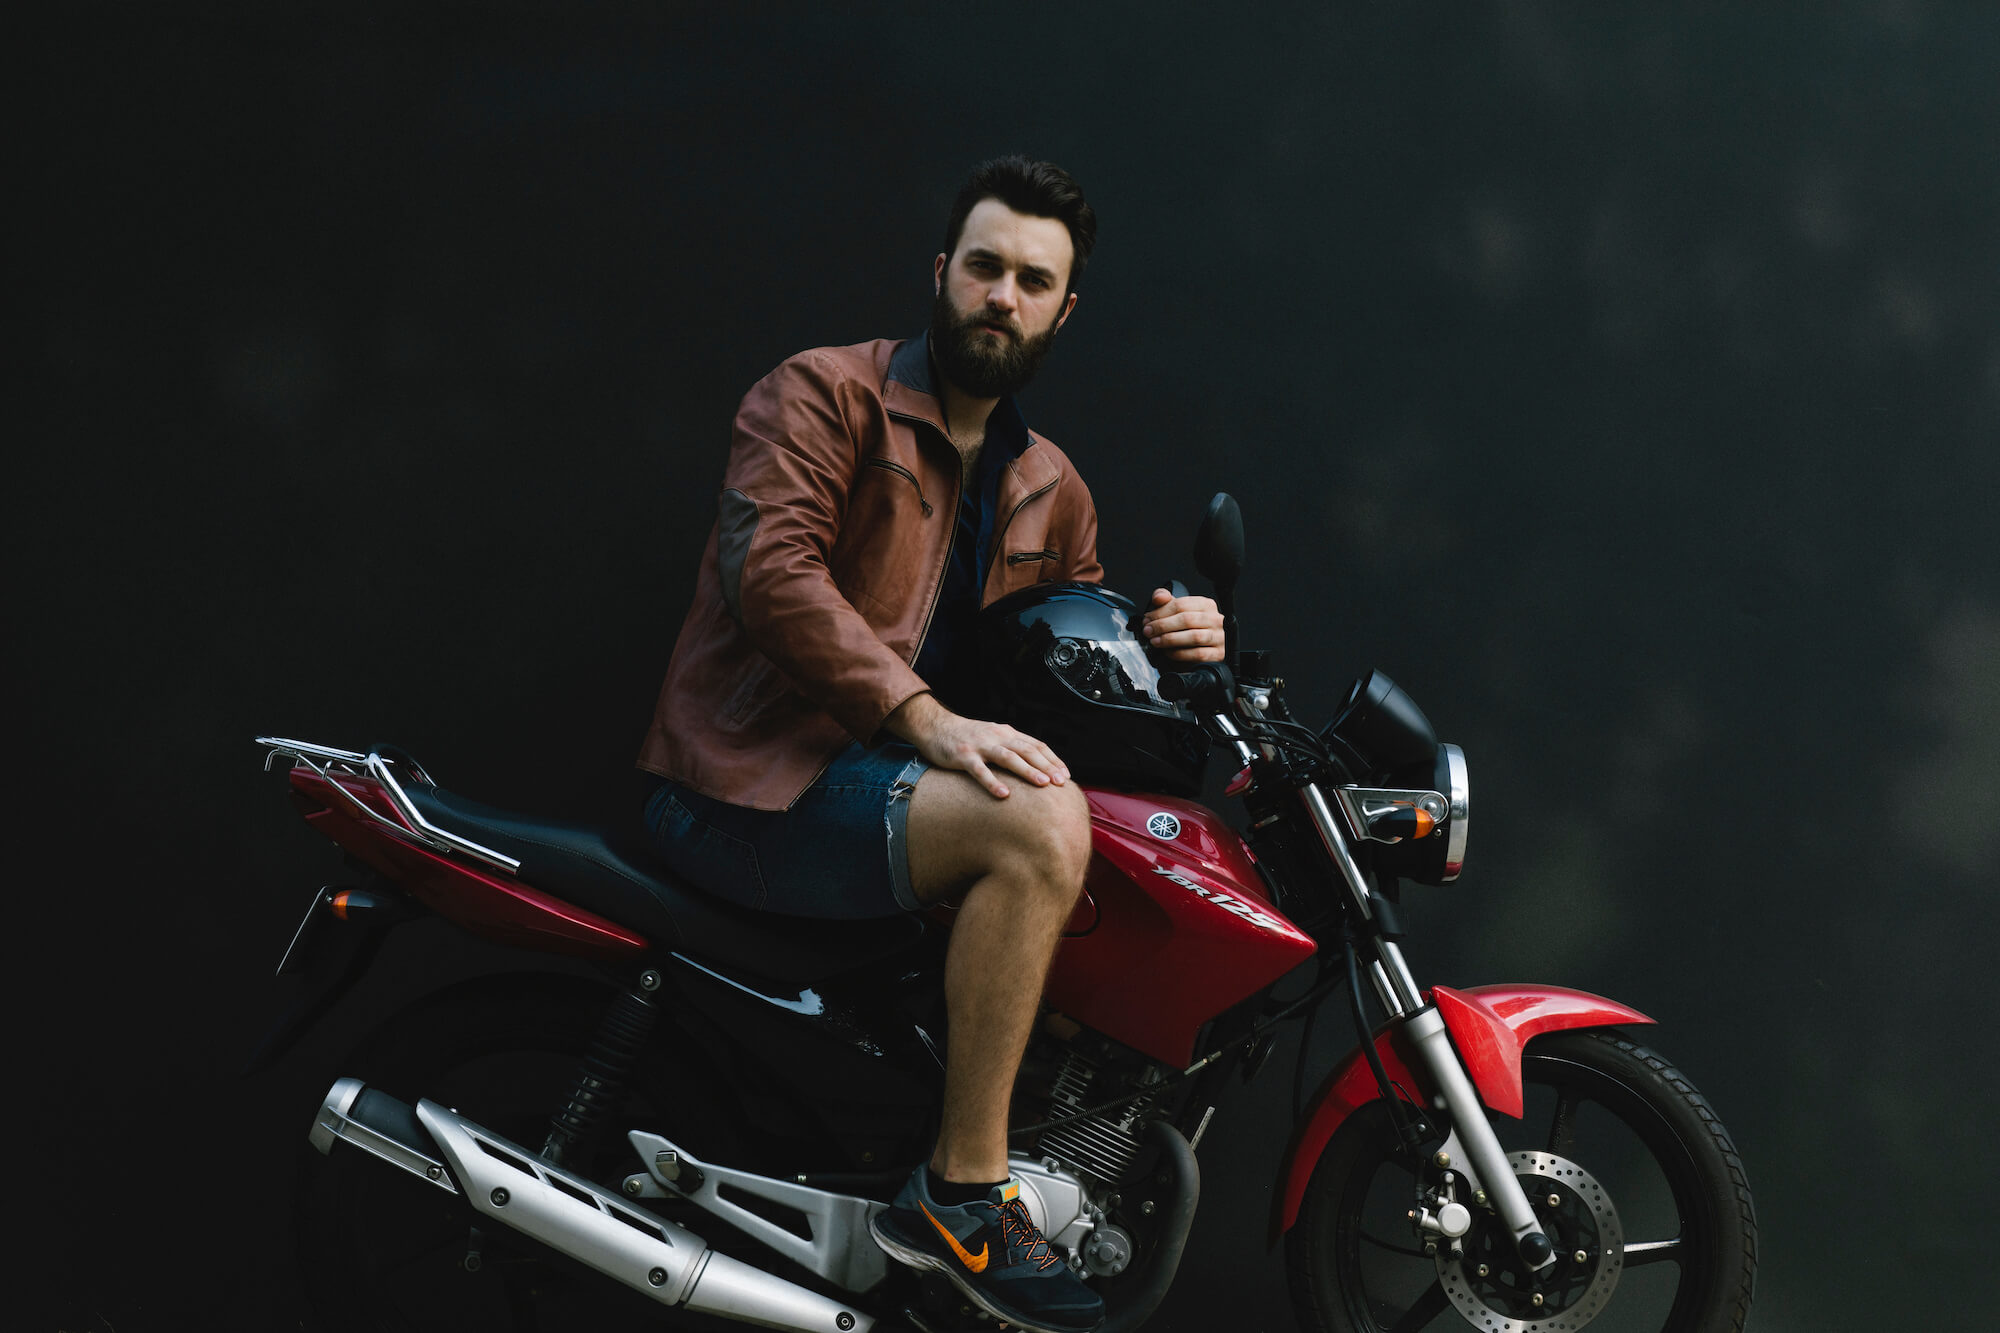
left=1044, top=788, right=1318, bottom=1065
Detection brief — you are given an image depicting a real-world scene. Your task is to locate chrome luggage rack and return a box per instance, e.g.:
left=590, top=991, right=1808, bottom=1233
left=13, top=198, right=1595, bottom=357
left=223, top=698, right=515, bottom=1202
left=257, top=736, right=521, bottom=875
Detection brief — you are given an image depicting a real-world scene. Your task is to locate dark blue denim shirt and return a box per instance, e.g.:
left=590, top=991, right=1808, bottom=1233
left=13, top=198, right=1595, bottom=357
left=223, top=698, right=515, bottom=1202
left=892, top=335, right=1030, bottom=713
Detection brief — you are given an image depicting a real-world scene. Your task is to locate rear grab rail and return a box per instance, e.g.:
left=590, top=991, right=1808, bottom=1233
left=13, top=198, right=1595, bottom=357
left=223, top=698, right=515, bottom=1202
left=257, top=736, right=522, bottom=875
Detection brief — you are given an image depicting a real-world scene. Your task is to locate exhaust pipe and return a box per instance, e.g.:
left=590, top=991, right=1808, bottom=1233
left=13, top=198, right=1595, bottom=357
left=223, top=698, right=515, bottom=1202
left=311, top=1078, right=874, bottom=1333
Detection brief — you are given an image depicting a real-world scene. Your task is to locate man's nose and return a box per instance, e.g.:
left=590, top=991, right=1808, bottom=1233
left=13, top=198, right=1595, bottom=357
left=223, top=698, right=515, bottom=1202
left=985, top=273, right=1020, bottom=313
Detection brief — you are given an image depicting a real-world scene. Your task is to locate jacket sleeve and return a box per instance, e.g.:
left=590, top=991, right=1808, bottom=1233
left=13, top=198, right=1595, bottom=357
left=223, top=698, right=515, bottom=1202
left=1058, top=469, right=1104, bottom=585
left=717, top=352, right=929, bottom=741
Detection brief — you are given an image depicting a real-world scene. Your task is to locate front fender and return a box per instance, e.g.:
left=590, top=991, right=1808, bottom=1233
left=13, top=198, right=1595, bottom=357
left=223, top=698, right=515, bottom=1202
left=1273, top=983, right=1652, bottom=1236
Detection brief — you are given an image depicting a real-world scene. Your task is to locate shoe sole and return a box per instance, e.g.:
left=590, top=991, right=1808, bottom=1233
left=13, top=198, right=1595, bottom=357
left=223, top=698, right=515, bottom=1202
left=868, top=1213, right=1103, bottom=1333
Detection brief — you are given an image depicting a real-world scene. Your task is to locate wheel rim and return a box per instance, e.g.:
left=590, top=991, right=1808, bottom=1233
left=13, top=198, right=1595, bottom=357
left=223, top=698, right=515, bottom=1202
left=1324, top=1044, right=1720, bottom=1332
left=1435, top=1151, right=1624, bottom=1331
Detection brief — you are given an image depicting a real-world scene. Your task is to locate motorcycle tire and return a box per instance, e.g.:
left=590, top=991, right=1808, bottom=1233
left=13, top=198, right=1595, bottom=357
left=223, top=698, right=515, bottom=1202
left=292, top=971, right=744, bottom=1333
left=1285, top=1030, right=1757, bottom=1333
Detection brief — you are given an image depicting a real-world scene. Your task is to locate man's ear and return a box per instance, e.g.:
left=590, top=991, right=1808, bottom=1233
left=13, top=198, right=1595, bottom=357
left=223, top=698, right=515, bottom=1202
left=933, top=253, right=947, bottom=294
left=1054, top=291, right=1079, bottom=332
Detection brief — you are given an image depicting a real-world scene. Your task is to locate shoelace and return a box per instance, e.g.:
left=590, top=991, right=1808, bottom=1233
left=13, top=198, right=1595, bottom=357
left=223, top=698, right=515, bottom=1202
left=996, top=1199, right=1065, bottom=1271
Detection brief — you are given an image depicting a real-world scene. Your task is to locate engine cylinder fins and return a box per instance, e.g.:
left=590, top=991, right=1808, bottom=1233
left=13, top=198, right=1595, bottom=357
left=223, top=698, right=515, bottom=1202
left=1036, top=1047, right=1153, bottom=1185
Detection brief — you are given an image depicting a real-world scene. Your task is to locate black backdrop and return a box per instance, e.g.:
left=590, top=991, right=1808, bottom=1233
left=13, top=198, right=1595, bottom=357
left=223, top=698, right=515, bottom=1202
left=28, top=4, right=1998, bottom=1330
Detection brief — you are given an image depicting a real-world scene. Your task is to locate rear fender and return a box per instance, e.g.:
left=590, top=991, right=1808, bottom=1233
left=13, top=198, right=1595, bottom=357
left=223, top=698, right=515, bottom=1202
left=1273, top=983, right=1653, bottom=1235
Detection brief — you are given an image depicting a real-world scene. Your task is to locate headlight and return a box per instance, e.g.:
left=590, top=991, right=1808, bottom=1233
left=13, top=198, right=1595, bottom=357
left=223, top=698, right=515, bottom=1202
left=1376, top=742, right=1469, bottom=886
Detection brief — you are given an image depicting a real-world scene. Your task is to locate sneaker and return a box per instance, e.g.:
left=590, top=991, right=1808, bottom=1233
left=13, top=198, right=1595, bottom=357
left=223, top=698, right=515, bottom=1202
left=870, top=1169, right=1105, bottom=1333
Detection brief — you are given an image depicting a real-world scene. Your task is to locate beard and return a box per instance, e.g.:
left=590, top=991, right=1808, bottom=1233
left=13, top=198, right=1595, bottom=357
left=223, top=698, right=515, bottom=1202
left=929, top=288, right=1060, bottom=400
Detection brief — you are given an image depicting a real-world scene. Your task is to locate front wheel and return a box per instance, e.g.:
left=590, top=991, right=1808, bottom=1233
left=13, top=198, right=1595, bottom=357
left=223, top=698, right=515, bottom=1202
left=1286, top=1031, right=1756, bottom=1333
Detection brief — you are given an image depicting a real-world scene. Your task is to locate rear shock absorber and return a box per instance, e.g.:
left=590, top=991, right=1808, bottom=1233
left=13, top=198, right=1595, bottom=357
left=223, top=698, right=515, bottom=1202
left=541, top=969, right=662, bottom=1168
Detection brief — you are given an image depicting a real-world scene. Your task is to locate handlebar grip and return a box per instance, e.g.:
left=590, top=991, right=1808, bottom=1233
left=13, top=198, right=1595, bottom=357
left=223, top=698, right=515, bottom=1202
left=1157, top=663, right=1235, bottom=706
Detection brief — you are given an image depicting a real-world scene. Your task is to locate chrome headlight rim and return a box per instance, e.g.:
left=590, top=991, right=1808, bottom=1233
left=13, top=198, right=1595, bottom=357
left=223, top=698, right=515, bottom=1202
left=1440, top=743, right=1469, bottom=882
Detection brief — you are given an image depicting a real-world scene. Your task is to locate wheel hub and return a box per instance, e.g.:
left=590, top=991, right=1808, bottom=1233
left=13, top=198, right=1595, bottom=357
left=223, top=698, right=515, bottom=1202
left=1435, top=1150, right=1624, bottom=1332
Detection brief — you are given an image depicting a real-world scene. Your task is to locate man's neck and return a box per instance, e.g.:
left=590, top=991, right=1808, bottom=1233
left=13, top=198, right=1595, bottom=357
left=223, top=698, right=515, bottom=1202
left=938, top=379, right=999, bottom=451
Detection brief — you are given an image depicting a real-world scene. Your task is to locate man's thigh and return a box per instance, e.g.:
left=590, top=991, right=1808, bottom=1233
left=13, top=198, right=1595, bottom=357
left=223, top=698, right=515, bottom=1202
left=643, top=741, right=928, bottom=918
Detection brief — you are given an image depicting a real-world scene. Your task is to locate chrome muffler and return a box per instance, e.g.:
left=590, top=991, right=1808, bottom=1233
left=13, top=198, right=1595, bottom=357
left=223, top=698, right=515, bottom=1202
left=311, top=1077, right=875, bottom=1333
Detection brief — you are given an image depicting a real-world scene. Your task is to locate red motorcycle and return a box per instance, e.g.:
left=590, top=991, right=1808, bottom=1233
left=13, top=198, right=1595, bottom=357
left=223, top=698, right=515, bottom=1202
left=257, top=494, right=1756, bottom=1333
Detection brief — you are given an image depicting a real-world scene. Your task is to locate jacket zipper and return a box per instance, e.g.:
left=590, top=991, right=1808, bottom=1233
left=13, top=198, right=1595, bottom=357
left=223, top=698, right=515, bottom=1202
left=864, top=457, right=934, bottom=516
left=907, top=445, right=963, bottom=666
left=988, top=475, right=1059, bottom=570
left=1006, top=547, right=1061, bottom=565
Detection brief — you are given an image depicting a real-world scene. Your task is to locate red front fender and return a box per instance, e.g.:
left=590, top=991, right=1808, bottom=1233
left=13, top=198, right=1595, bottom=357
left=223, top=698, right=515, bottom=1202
left=1273, top=983, right=1653, bottom=1235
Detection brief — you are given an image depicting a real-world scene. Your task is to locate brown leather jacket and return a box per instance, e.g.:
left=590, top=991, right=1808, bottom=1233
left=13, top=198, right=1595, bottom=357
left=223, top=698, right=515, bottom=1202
left=637, top=335, right=1104, bottom=810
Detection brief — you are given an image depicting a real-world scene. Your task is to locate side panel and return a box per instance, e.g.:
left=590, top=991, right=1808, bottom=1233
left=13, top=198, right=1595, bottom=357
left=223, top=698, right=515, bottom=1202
left=1042, top=789, right=1317, bottom=1066
left=291, top=770, right=650, bottom=961
left=1274, top=983, right=1655, bottom=1234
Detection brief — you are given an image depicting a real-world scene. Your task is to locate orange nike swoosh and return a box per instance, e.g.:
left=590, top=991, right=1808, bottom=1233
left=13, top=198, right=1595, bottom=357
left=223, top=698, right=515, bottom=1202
left=918, top=1200, right=990, bottom=1272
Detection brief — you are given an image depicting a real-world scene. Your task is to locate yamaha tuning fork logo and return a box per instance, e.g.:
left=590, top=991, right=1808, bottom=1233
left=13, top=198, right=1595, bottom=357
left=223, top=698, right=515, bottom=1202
left=1145, top=811, right=1181, bottom=840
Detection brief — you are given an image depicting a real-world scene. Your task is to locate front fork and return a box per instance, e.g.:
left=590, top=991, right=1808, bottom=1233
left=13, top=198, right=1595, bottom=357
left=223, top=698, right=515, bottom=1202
left=1299, top=781, right=1557, bottom=1271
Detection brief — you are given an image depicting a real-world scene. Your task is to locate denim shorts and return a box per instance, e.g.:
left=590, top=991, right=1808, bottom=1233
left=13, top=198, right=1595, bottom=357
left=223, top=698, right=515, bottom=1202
left=641, top=742, right=930, bottom=919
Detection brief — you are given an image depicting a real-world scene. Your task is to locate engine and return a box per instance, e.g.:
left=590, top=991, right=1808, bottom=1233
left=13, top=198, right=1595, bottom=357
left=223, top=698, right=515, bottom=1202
left=1011, top=1027, right=1169, bottom=1278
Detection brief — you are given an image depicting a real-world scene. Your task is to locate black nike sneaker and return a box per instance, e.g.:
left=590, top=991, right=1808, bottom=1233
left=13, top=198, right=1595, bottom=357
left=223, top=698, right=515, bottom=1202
left=869, top=1168, right=1105, bottom=1333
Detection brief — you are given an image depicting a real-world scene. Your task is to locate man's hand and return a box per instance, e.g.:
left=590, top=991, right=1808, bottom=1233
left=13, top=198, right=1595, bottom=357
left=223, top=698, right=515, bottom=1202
left=885, top=693, right=1069, bottom=799
left=1141, top=589, right=1226, bottom=662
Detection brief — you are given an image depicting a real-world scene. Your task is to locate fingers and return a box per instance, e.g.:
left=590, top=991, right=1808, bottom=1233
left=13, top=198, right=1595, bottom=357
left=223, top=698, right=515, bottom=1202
left=1144, top=610, right=1223, bottom=637
left=962, top=752, right=1010, bottom=799
left=1144, top=605, right=1224, bottom=656
left=993, top=734, right=1069, bottom=787
left=939, top=719, right=1069, bottom=798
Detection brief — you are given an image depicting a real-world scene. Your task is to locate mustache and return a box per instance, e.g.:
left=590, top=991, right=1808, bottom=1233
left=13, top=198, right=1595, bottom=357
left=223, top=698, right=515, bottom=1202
left=959, top=307, right=1022, bottom=339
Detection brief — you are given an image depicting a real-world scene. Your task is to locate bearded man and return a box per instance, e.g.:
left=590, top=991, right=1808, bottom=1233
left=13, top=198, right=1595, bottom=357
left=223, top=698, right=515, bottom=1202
left=636, top=156, right=1222, bottom=1333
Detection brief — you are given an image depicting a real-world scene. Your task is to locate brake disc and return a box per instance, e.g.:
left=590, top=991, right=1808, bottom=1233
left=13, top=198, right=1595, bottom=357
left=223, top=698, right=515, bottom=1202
left=1435, top=1150, right=1624, bottom=1332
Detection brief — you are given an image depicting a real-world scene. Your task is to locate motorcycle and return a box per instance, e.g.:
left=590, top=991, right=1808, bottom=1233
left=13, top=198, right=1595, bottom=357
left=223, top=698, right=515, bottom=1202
left=254, top=493, right=1757, bottom=1333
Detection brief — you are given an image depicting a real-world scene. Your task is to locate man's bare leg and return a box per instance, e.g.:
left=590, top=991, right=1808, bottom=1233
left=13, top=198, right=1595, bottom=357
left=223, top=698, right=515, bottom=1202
left=905, top=768, right=1092, bottom=1182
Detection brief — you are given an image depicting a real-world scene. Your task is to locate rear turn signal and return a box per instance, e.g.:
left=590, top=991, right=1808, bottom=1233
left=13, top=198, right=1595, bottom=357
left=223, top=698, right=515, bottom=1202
left=327, top=887, right=416, bottom=922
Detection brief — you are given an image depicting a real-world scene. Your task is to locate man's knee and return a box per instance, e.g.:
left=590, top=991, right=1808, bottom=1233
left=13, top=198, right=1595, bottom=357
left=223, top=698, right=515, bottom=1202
left=907, top=770, right=1092, bottom=902
left=994, top=781, right=1092, bottom=893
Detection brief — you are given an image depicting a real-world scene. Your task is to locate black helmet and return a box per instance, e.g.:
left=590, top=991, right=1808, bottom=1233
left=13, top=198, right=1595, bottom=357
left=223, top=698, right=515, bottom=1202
left=976, top=582, right=1211, bottom=796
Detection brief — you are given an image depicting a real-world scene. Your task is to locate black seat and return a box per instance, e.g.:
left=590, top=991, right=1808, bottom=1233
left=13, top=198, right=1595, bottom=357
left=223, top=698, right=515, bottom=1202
left=401, top=782, right=926, bottom=986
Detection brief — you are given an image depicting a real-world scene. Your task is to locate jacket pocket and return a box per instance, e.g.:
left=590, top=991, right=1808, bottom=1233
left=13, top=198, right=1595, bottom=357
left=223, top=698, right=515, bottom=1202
left=863, top=457, right=933, bottom=516
left=1005, top=547, right=1062, bottom=567
left=723, top=655, right=782, bottom=724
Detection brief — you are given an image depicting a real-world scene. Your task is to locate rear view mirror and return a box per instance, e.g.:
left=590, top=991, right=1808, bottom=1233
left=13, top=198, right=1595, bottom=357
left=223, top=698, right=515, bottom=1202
left=1194, top=493, right=1244, bottom=595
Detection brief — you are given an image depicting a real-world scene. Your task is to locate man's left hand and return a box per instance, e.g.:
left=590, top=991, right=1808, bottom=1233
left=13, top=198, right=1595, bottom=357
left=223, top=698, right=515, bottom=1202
left=1141, top=589, right=1226, bottom=663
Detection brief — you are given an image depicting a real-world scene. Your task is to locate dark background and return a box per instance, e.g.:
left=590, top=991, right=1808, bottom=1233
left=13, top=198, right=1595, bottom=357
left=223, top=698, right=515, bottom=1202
left=28, top=3, right=1998, bottom=1330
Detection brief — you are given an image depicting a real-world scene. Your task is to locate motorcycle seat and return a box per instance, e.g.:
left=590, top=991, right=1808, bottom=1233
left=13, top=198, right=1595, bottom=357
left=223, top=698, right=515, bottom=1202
left=400, top=782, right=925, bottom=985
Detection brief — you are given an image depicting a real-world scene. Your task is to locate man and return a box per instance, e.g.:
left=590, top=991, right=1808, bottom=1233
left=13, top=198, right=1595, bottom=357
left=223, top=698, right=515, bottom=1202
left=636, top=157, right=1223, bottom=1333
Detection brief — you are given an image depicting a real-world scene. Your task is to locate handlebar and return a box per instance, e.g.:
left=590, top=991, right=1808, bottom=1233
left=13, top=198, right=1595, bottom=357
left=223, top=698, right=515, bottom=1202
left=1156, top=663, right=1236, bottom=710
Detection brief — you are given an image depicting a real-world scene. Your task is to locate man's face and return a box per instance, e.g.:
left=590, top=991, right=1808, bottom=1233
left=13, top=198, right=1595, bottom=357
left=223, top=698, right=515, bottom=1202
left=930, top=198, right=1080, bottom=400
